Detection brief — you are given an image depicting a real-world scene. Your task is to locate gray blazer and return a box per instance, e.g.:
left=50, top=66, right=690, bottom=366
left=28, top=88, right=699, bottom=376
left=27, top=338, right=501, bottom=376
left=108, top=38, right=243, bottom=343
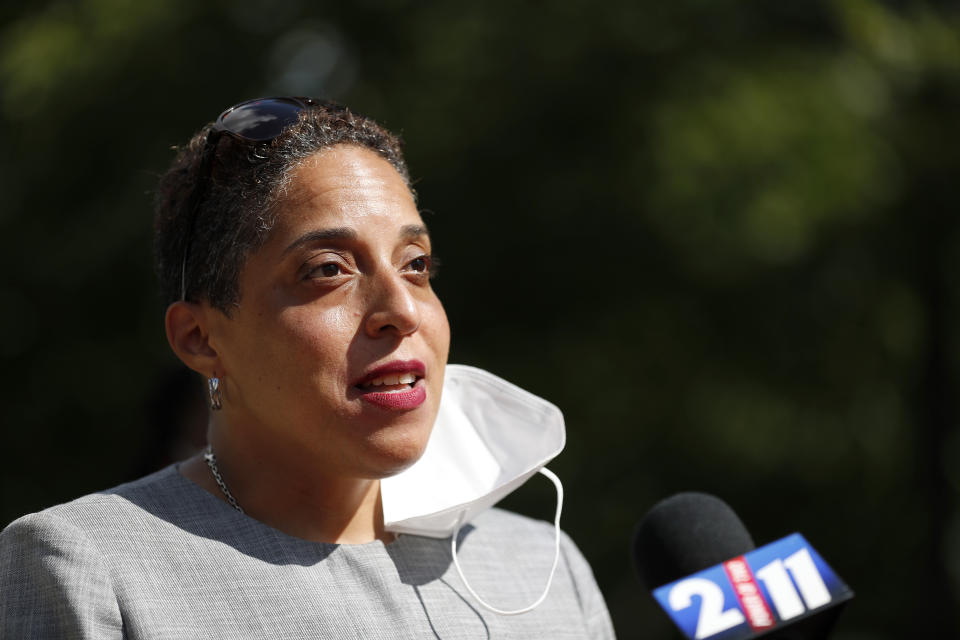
left=0, top=466, right=615, bottom=638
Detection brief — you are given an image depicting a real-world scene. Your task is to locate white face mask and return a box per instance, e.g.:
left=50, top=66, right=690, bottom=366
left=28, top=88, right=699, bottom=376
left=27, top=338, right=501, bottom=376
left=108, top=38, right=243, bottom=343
left=380, top=364, right=566, bottom=615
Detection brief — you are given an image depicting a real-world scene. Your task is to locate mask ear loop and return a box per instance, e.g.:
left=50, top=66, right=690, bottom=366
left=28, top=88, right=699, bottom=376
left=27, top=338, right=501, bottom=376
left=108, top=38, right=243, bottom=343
left=450, top=467, right=564, bottom=616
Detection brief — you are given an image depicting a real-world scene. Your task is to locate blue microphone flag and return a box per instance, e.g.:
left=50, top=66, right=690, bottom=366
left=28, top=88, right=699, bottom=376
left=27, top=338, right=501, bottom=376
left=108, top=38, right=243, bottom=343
left=651, top=533, right=853, bottom=640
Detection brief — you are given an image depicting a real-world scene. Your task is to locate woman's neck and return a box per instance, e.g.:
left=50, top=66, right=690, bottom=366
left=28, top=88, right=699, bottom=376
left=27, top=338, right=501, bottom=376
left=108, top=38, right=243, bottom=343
left=179, top=428, right=394, bottom=545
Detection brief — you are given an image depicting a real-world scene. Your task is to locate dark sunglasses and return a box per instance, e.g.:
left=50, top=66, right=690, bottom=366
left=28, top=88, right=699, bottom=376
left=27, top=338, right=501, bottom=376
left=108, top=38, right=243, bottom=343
left=179, top=96, right=330, bottom=301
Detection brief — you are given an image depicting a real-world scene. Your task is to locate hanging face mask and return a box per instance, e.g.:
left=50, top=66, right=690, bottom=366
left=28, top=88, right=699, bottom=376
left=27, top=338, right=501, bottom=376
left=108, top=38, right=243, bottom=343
left=381, top=364, right=566, bottom=615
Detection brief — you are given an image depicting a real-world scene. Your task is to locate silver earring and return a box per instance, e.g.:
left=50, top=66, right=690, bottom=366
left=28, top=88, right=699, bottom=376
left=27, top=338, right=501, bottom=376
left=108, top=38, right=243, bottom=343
left=208, top=377, right=223, bottom=411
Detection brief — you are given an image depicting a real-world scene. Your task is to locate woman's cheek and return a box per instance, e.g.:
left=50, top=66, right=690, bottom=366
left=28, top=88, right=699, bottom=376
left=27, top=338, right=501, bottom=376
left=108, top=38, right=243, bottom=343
left=280, top=304, right=354, bottom=352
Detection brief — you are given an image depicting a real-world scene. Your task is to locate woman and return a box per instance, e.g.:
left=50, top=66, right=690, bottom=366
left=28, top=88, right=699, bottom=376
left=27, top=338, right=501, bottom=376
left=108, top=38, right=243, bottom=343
left=0, top=97, right=615, bottom=638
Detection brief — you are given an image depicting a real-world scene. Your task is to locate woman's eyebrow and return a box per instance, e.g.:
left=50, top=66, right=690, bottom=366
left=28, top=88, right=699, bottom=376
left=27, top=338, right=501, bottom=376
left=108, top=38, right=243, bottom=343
left=281, top=224, right=429, bottom=257
left=281, top=227, right=358, bottom=256
left=401, top=224, right=430, bottom=241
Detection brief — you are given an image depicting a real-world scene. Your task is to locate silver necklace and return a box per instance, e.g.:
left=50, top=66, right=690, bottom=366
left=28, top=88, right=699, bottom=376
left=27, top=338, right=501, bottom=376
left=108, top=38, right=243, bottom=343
left=203, top=445, right=245, bottom=514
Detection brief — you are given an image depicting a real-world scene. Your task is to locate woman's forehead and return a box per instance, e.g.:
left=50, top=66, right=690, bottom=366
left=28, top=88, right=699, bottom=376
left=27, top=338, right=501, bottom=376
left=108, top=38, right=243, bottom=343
left=288, top=145, right=412, bottom=202
left=268, top=146, right=424, bottom=246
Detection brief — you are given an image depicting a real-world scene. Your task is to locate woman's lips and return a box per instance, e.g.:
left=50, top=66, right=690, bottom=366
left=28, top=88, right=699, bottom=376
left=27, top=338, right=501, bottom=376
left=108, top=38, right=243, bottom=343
left=353, top=359, right=427, bottom=410
left=358, top=379, right=427, bottom=410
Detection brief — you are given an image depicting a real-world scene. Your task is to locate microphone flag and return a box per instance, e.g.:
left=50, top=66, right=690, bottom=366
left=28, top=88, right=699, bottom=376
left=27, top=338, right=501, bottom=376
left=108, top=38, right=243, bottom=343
left=651, top=533, right=853, bottom=640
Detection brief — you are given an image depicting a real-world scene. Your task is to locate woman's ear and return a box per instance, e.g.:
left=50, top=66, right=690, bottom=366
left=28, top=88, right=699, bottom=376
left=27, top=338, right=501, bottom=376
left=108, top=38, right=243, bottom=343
left=165, top=301, right=222, bottom=377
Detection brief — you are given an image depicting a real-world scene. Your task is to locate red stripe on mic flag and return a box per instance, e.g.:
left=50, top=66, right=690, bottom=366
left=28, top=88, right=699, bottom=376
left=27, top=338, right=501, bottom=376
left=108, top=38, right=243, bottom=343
left=723, top=557, right=776, bottom=631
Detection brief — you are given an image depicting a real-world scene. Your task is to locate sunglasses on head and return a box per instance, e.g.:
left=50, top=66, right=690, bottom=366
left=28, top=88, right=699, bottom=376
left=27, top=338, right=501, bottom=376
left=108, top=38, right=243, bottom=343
left=179, top=96, right=331, bottom=301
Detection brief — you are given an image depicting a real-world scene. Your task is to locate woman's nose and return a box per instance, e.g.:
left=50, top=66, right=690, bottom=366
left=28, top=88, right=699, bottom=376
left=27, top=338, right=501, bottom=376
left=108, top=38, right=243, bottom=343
left=364, top=272, right=420, bottom=338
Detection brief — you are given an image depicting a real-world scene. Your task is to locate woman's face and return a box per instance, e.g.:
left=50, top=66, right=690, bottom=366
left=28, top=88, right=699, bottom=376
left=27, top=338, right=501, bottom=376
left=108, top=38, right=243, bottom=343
left=205, top=144, right=450, bottom=479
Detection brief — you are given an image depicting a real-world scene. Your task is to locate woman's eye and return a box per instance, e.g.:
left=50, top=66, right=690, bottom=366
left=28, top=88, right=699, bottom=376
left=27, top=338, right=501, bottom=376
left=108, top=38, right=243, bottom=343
left=406, top=254, right=439, bottom=279
left=307, top=262, right=343, bottom=278
left=409, top=256, right=428, bottom=272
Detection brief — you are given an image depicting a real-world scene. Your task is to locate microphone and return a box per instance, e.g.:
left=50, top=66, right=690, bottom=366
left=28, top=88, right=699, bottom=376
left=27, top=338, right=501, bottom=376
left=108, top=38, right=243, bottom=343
left=632, top=492, right=853, bottom=640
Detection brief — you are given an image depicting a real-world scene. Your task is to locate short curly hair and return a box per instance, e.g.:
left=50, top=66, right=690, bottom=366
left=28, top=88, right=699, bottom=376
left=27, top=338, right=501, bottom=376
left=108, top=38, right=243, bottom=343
left=153, top=100, right=411, bottom=312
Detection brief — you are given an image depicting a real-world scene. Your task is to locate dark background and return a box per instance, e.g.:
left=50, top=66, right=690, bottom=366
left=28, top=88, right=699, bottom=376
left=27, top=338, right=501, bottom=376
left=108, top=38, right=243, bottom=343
left=2, top=1, right=959, bottom=637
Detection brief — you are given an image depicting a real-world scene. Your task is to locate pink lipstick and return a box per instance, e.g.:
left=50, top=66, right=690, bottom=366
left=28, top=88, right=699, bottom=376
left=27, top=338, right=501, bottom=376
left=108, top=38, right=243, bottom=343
left=353, top=360, right=427, bottom=411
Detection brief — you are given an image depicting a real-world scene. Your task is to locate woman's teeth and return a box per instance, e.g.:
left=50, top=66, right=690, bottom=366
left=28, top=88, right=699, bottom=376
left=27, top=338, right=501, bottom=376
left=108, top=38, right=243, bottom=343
left=362, top=372, right=417, bottom=388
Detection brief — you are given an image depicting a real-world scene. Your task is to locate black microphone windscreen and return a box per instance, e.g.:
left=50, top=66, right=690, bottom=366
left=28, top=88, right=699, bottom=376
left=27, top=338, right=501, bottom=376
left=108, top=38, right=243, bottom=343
left=633, top=492, right=756, bottom=591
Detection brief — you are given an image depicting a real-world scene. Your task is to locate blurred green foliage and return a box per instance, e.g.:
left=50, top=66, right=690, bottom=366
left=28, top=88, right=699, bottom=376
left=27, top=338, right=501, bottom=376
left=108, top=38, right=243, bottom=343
left=2, top=1, right=959, bottom=637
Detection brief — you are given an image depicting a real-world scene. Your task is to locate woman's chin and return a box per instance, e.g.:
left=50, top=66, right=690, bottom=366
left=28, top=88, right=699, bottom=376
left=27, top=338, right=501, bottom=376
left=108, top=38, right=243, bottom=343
left=360, top=430, right=432, bottom=478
